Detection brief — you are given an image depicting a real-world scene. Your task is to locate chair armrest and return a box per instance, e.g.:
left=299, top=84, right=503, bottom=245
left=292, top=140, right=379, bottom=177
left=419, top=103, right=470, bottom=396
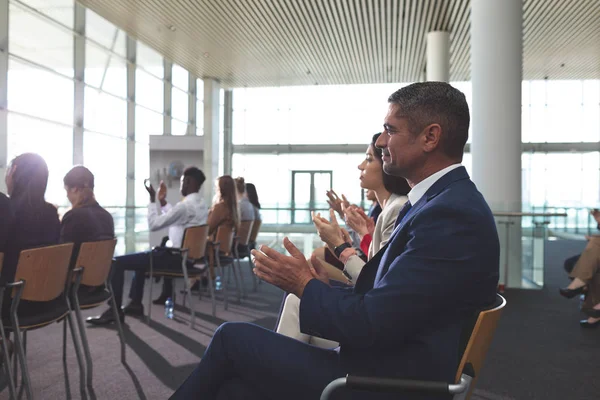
left=320, top=375, right=469, bottom=400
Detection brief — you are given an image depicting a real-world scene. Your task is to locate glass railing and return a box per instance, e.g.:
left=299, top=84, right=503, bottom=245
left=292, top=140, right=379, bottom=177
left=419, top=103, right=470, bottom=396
left=66, top=205, right=563, bottom=289
left=530, top=206, right=597, bottom=236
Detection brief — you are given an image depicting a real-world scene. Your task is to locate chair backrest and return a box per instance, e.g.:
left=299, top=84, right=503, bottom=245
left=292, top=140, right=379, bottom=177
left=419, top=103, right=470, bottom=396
left=455, top=294, right=506, bottom=399
left=249, top=219, right=262, bottom=243
left=75, top=239, right=117, bottom=287
left=215, top=224, right=235, bottom=255
left=182, top=225, right=209, bottom=260
left=14, top=243, right=74, bottom=302
left=237, top=220, right=254, bottom=246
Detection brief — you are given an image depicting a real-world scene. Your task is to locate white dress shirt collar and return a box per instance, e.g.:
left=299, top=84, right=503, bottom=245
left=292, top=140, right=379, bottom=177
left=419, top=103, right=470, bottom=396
left=407, top=164, right=463, bottom=205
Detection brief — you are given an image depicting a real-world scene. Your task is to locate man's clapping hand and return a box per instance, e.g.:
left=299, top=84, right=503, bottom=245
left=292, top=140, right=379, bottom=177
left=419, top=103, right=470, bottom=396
left=251, top=237, right=329, bottom=297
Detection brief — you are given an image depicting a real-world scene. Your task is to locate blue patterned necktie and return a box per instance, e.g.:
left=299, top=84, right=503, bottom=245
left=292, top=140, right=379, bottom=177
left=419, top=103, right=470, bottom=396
left=393, top=201, right=413, bottom=229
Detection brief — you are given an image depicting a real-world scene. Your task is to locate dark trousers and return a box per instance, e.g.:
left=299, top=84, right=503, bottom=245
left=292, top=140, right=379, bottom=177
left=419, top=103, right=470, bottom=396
left=111, top=249, right=181, bottom=308
left=169, top=322, right=344, bottom=400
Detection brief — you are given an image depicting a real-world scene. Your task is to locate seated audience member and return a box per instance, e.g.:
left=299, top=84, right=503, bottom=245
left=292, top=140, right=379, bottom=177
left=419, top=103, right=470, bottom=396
left=87, top=167, right=208, bottom=325
left=245, top=183, right=261, bottom=222
left=2, top=153, right=61, bottom=316
left=170, top=82, right=500, bottom=400
left=562, top=209, right=600, bottom=274
left=365, top=188, right=382, bottom=223
left=60, top=166, right=115, bottom=269
left=276, top=132, right=411, bottom=346
left=235, top=177, right=255, bottom=222
left=204, top=176, right=240, bottom=278
left=208, top=176, right=240, bottom=238
left=559, top=208, right=600, bottom=327
left=0, top=192, right=12, bottom=254
left=245, top=182, right=261, bottom=250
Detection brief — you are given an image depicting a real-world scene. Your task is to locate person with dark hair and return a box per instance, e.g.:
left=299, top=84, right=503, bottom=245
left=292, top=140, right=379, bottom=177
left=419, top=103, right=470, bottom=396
left=245, top=182, right=261, bottom=221
left=2, top=153, right=60, bottom=315
left=61, top=166, right=115, bottom=266
left=277, top=132, right=411, bottom=346
left=87, top=166, right=208, bottom=326
left=234, top=177, right=255, bottom=222
left=170, top=82, right=499, bottom=400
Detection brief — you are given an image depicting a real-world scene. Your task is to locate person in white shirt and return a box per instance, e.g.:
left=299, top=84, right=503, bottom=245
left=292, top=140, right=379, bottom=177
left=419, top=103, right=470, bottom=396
left=87, top=167, right=208, bottom=326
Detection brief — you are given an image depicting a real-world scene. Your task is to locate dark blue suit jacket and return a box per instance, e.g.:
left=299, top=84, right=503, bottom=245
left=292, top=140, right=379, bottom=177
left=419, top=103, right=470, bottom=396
left=300, top=167, right=499, bottom=398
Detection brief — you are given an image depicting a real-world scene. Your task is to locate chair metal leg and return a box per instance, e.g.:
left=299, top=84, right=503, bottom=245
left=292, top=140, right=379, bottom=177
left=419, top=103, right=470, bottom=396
left=216, top=256, right=228, bottom=310
left=66, top=311, right=87, bottom=399
left=180, top=255, right=197, bottom=329
left=206, top=271, right=216, bottom=317
left=72, top=294, right=94, bottom=389
left=108, top=287, right=127, bottom=364
left=62, top=320, right=67, bottom=363
left=231, top=260, right=242, bottom=303
left=147, top=252, right=154, bottom=325
left=10, top=325, right=32, bottom=400
left=0, top=318, right=17, bottom=399
left=233, top=247, right=247, bottom=299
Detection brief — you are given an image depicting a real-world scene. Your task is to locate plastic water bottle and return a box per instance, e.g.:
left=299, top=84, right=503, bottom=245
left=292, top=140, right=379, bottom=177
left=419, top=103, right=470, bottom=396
left=165, top=297, right=174, bottom=319
left=215, top=276, right=222, bottom=291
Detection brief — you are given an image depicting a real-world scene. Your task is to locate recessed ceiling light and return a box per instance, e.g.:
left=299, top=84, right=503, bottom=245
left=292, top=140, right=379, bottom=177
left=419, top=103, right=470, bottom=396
left=167, top=25, right=176, bottom=32
left=203, top=52, right=210, bottom=58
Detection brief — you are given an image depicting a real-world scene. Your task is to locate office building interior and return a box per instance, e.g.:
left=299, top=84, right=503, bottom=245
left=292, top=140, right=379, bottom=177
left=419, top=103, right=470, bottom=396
left=0, top=0, right=598, bottom=399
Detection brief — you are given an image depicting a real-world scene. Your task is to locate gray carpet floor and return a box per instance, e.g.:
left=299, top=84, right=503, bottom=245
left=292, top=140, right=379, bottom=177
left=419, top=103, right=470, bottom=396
left=0, top=240, right=598, bottom=399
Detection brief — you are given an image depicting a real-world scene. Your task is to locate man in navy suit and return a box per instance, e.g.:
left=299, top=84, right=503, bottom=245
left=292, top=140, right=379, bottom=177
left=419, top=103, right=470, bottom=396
left=170, top=82, right=500, bottom=400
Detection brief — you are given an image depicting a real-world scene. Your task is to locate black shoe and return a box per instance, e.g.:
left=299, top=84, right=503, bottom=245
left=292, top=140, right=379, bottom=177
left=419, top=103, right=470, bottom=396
left=580, top=319, right=600, bottom=328
left=86, top=308, right=124, bottom=326
left=152, top=294, right=171, bottom=305
left=122, top=302, right=144, bottom=316
left=559, top=286, right=587, bottom=299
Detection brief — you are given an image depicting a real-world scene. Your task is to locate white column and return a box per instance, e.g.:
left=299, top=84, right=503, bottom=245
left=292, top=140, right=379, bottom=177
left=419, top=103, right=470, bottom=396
left=125, top=36, right=137, bottom=253
left=223, top=89, right=233, bottom=175
left=73, top=3, right=85, bottom=165
left=187, top=74, right=197, bottom=135
left=163, top=60, right=172, bottom=135
left=203, top=78, right=221, bottom=202
left=471, top=0, right=523, bottom=288
left=426, top=31, right=450, bottom=82
left=0, top=0, right=8, bottom=193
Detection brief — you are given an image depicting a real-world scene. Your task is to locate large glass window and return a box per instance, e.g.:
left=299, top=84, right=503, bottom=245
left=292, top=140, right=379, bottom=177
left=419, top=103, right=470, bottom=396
left=232, top=84, right=401, bottom=145
left=85, top=42, right=127, bottom=97
left=85, top=9, right=126, bottom=56
left=83, top=131, right=127, bottom=207
left=18, top=0, right=74, bottom=29
left=172, top=63, right=188, bottom=91
left=9, top=1, right=74, bottom=76
left=7, top=57, right=73, bottom=125
left=232, top=153, right=366, bottom=224
left=84, top=87, right=127, bottom=137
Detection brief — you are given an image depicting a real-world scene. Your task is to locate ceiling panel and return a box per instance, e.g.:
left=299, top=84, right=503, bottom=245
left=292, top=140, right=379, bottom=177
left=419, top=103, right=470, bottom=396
left=76, top=0, right=600, bottom=87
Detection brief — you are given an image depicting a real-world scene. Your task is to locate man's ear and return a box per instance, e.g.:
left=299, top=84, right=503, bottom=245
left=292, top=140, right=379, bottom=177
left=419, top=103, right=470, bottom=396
left=422, top=124, right=442, bottom=153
